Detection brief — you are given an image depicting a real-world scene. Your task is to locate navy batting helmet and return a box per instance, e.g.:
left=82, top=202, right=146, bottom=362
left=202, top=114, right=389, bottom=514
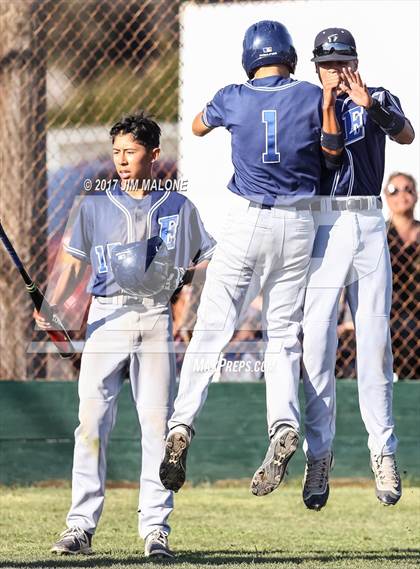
left=311, top=28, right=357, bottom=63
left=110, top=236, right=173, bottom=298
left=242, top=20, right=297, bottom=79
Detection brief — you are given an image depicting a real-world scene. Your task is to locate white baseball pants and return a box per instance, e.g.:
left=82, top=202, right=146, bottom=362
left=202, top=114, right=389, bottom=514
left=302, top=199, right=397, bottom=459
left=169, top=193, right=315, bottom=436
left=66, top=297, right=176, bottom=539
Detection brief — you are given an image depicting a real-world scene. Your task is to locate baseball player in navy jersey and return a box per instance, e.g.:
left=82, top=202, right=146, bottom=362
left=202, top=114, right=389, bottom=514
left=34, top=113, right=215, bottom=557
left=301, top=28, right=415, bottom=511
left=159, top=21, right=342, bottom=496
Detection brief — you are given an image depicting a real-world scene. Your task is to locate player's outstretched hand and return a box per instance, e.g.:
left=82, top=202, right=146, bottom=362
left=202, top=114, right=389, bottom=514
left=340, top=67, right=372, bottom=109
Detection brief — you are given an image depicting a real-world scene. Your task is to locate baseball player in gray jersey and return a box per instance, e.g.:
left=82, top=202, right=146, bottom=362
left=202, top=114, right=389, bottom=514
left=34, top=113, right=215, bottom=558
left=301, top=29, right=415, bottom=511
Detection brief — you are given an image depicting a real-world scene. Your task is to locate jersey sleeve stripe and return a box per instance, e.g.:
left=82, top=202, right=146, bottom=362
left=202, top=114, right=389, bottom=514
left=195, top=244, right=216, bottom=264
left=64, top=244, right=88, bottom=259
left=371, top=90, right=386, bottom=105
left=387, top=92, right=404, bottom=114
left=202, top=107, right=212, bottom=128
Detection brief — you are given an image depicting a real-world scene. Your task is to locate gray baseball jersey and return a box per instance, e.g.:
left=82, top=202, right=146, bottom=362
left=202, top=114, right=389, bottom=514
left=64, top=186, right=215, bottom=539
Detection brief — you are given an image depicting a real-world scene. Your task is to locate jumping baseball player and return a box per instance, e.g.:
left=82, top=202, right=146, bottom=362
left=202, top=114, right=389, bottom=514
left=301, top=28, right=415, bottom=510
left=159, top=21, right=342, bottom=496
left=34, top=113, right=215, bottom=557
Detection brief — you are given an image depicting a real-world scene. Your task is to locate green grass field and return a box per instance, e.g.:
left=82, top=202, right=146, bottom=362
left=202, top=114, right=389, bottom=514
left=1, top=484, right=419, bottom=569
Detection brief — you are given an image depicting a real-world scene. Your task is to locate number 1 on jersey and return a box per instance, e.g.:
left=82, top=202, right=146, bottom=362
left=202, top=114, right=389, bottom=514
left=262, top=110, right=280, bottom=164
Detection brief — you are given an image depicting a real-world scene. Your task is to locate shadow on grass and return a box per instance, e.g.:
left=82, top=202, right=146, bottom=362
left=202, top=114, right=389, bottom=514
left=1, top=549, right=419, bottom=567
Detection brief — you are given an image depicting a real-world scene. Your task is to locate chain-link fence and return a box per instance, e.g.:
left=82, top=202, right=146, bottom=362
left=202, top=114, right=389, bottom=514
left=388, top=223, right=419, bottom=380
left=335, top=224, right=419, bottom=380
left=0, top=0, right=418, bottom=380
left=0, top=0, right=182, bottom=379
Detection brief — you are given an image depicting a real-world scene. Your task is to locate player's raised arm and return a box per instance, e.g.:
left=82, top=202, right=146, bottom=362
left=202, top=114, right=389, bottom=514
left=389, top=116, right=415, bottom=144
left=192, top=112, right=213, bottom=137
left=319, top=65, right=343, bottom=168
left=193, top=87, right=226, bottom=137
left=340, top=67, right=415, bottom=145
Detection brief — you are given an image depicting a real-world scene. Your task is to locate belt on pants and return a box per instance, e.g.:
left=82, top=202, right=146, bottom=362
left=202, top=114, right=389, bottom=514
left=311, top=197, right=382, bottom=212
left=94, top=294, right=157, bottom=307
left=249, top=196, right=382, bottom=212
left=249, top=201, right=312, bottom=211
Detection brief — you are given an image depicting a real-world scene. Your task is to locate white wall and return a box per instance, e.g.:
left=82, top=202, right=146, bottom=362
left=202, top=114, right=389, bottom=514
left=180, top=0, right=419, bottom=236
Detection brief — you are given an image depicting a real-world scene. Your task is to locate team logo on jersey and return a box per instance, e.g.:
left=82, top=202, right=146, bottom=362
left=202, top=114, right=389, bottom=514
left=343, top=106, right=365, bottom=145
left=158, top=215, right=179, bottom=250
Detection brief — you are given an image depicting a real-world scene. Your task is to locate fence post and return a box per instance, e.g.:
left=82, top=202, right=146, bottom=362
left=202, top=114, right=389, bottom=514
left=0, top=1, right=47, bottom=380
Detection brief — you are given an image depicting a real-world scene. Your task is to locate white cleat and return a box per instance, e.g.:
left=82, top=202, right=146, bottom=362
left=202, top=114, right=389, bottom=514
left=371, top=453, right=402, bottom=506
left=144, top=529, right=174, bottom=558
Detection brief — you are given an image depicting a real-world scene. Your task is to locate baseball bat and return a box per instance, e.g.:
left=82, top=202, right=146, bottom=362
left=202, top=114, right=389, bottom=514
left=0, top=221, right=74, bottom=359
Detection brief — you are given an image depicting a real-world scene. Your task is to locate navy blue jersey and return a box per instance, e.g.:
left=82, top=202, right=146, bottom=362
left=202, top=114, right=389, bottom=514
left=321, top=87, right=408, bottom=197
left=202, top=75, right=323, bottom=206
left=64, top=185, right=216, bottom=296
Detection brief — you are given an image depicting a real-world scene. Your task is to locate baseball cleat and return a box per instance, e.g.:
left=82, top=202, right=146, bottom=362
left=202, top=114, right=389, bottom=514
left=159, top=425, right=191, bottom=492
left=144, top=529, right=174, bottom=558
left=51, top=526, right=93, bottom=555
left=371, top=453, right=402, bottom=506
left=302, top=452, right=334, bottom=510
left=251, top=424, right=299, bottom=496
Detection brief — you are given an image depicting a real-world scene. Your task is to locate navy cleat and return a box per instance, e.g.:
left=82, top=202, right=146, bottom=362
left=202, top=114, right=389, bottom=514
left=51, top=526, right=93, bottom=555
left=302, top=452, right=333, bottom=510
